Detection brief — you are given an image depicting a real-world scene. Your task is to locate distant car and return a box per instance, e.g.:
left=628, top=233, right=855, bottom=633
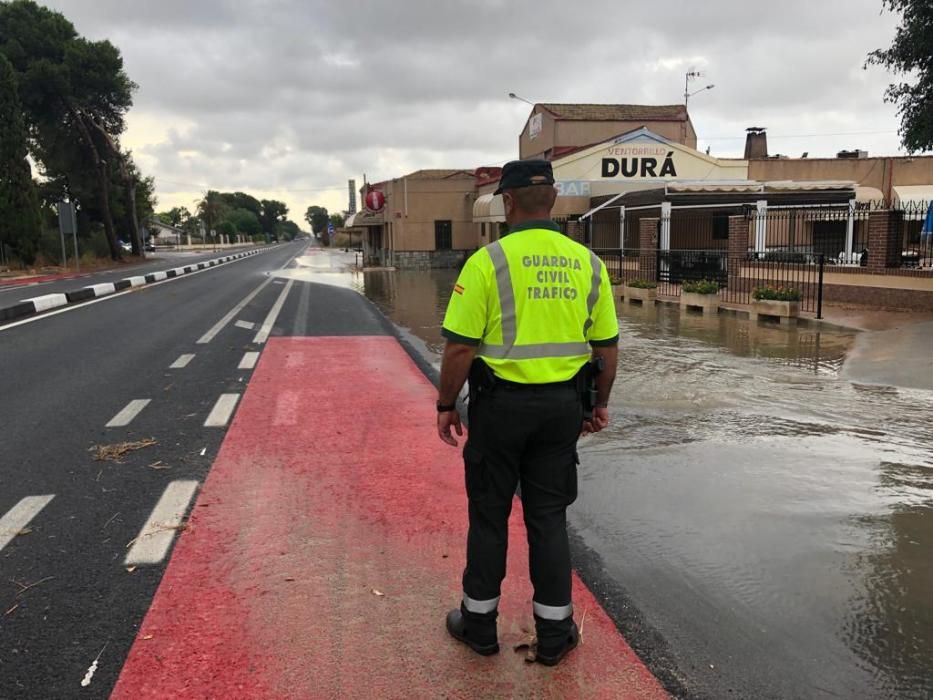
left=145, top=240, right=156, bottom=252
left=119, top=240, right=132, bottom=253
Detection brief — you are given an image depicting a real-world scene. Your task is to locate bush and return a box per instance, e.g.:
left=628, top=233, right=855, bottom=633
left=626, top=279, right=657, bottom=289
left=682, top=279, right=719, bottom=294
left=753, top=285, right=801, bottom=302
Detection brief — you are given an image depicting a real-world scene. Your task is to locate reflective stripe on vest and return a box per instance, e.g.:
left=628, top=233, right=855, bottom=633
left=477, top=241, right=601, bottom=360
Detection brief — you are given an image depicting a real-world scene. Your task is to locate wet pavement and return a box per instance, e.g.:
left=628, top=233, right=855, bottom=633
left=362, top=266, right=933, bottom=699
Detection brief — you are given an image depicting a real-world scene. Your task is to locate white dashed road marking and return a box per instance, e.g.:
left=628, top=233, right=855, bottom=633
left=204, top=394, right=240, bottom=427
left=253, top=279, right=294, bottom=344
left=106, top=399, right=151, bottom=428
left=234, top=320, right=255, bottom=330
left=196, top=278, right=273, bottom=345
left=0, top=495, right=55, bottom=553
left=238, top=352, right=260, bottom=370
left=169, top=354, right=195, bottom=369
left=124, top=480, right=199, bottom=566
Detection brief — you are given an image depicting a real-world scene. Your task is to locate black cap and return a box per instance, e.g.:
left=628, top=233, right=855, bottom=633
left=494, top=160, right=555, bottom=195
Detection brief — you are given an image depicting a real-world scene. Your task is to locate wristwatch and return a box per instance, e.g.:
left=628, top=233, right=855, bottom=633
left=436, top=401, right=457, bottom=413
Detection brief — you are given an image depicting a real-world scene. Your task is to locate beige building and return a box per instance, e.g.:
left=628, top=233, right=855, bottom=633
left=349, top=169, right=476, bottom=269
left=519, top=103, right=696, bottom=160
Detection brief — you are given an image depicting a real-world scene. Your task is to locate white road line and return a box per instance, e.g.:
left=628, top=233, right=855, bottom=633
left=170, top=354, right=195, bottom=369
left=253, top=279, right=294, bottom=344
left=0, top=250, right=275, bottom=333
left=106, top=399, right=151, bottom=428
left=124, top=480, right=199, bottom=566
left=234, top=320, right=255, bottom=330
left=204, top=393, right=240, bottom=427
left=0, top=495, right=54, bottom=553
left=238, top=351, right=260, bottom=370
left=196, top=278, right=273, bottom=345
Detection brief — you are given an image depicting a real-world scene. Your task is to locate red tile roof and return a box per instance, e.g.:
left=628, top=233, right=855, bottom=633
left=538, top=103, right=688, bottom=122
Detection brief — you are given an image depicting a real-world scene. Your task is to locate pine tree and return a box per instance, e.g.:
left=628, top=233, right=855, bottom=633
left=0, top=53, right=42, bottom=265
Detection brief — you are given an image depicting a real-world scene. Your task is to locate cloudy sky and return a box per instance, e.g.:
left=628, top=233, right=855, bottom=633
left=44, top=0, right=909, bottom=221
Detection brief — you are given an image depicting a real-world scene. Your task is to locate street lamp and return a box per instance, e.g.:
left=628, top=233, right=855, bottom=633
left=508, top=92, right=535, bottom=106
left=684, top=69, right=715, bottom=108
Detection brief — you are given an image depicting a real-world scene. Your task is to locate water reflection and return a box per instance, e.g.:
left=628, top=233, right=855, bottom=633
left=362, top=269, right=933, bottom=698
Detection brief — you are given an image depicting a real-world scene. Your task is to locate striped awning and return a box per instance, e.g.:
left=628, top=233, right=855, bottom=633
left=473, top=193, right=505, bottom=223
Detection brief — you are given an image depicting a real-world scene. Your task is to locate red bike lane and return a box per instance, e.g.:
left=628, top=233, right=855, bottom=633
left=111, top=336, right=667, bottom=699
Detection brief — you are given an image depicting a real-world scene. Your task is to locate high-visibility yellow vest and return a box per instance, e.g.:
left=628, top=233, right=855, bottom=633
left=442, top=220, right=619, bottom=383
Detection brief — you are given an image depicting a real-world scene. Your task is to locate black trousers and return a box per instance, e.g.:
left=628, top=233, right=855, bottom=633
left=461, top=380, right=582, bottom=639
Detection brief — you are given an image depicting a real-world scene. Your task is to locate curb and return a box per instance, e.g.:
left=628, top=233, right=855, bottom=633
left=0, top=248, right=270, bottom=325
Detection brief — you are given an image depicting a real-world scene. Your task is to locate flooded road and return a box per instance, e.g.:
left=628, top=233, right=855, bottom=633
left=361, top=267, right=933, bottom=699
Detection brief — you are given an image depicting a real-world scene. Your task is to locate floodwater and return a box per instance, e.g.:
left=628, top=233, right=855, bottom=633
left=361, top=267, right=933, bottom=700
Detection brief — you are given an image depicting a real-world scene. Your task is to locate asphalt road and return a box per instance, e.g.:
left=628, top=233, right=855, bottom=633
left=0, top=241, right=316, bottom=699
left=0, top=247, right=261, bottom=307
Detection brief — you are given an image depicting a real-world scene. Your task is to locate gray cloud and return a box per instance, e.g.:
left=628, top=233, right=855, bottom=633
left=41, top=0, right=908, bottom=215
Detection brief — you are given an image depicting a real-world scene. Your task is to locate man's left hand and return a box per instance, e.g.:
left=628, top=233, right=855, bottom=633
left=438, top=410, right=463, bottom=447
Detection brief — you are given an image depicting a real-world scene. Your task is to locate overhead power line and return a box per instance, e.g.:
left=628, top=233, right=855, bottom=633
left=701, top=129, right=898, bottom=141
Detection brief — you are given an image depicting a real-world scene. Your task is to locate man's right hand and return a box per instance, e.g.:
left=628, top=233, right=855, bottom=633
left=581, top=407, right=609, bottom=436
left=438, top=409, right=463, bottom=446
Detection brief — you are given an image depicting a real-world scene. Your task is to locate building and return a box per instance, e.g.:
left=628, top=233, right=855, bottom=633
left=351, top=102, right=933, bottom=307
left=519, top=103, right=696, bottom=160
left=348, top=169, right=476, bottom=269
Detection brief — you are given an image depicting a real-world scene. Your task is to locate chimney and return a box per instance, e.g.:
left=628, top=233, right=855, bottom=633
left=744, top=127, right=768, bottom=159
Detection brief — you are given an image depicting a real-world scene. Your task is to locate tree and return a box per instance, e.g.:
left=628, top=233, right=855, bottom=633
left=868, top=0, right=933, bottom=153
left=157, top=206, right=190, bottom=227
left=329, top=211, right=346, bottom=229
left=277, top=219, right=300, bottom=241
left=217, top=220, right=235, bottom=238
left=197, top=190, right=227, bottom=237
left=305, top=205, right=329, bottom=233
left=0, top=1, right=138, bottom=260
left=225, top=208, right=261, bottom=236
left=0, top=52, right=41, bottom=264
left=259, top=199, right=288, bottom=236
left=219, top=191, right=262, bottom=219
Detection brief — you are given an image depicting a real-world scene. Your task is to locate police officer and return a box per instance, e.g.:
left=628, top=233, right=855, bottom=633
left=436, top=160, right=619, bottom=666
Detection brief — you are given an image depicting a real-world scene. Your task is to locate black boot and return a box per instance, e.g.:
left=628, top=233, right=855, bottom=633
left=446, top=605, right=499, bottom=656
left=533, top=617, right=579, bottom=666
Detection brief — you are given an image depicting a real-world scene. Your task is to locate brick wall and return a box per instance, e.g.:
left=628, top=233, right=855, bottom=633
left=393, top=249, right=468, bottom=270
left=823, top=284, right=933, bottom=311
left=638, top=218, right=659, bottom=282
left=867, top=211, right=901, bottom=272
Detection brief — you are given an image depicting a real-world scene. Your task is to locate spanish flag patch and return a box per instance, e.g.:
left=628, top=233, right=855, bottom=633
left=454, top=284, right=465, bottom=295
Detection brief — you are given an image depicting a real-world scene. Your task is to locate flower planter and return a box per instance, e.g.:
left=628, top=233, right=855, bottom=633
left=750, top=299, right=799, bottom=326
left=624, top=286, right=657, bottom=305
left=680, top=291, right=719, bottom=314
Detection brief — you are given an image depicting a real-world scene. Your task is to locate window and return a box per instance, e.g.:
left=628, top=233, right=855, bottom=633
left=435, top=220, right=452, bottom=250
left=712, top=213, right=730, bottom=240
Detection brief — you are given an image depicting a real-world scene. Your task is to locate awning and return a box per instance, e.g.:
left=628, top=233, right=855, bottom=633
left=893, top=185, right=933, bottom=219
left=855, top=186, right=884, bottom=203
left=346, top=210, right=384, bottom=227
left=763, top=180, right=855, bottom=193
left=473, top=193, right=504, bottom=223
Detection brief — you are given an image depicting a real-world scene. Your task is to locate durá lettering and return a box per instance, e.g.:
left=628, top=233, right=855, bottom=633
left=601, top=151, right=677, bottom=179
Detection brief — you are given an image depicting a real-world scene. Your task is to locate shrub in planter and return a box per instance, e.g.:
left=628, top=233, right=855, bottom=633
left=626, top=279, right=658, bottom=289
left=753, top=286, right=801, bottom=302
left=681, top=279, right=719, bottom=295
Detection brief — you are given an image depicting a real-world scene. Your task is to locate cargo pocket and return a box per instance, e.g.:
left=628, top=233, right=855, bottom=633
left=463, top=442, right=487, bottom=500
left=565, top=451, right=579, bottom=506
